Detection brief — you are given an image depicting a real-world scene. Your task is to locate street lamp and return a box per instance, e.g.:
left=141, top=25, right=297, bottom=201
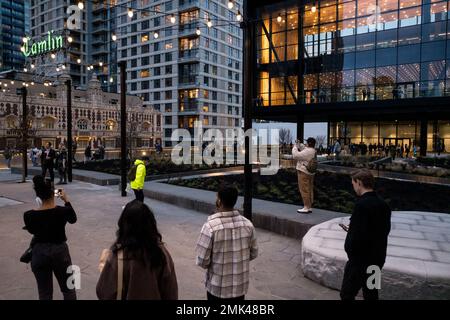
left=228, top=0, right=234, bottom=10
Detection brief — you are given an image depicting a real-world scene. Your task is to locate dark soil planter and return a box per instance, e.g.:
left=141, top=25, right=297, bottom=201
left=167, top=169, right=450, bottom=214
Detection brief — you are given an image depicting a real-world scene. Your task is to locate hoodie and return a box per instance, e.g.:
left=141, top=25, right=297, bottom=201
left=130, top=159, right=146, bottom=190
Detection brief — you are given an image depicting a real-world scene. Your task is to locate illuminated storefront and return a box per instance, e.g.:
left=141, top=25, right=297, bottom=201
left=247, top=0, right=450, bottom=154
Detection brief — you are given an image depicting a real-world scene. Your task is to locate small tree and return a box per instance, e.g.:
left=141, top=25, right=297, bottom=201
left=315, top=135, right=326, bottom=147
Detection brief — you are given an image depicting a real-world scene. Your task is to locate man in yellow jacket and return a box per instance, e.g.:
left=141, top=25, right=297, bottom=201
left=131, top=158, right=147, bottom=202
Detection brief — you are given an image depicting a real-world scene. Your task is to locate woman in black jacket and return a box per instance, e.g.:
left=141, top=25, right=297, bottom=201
left=24, top=175, right=77, bottom=300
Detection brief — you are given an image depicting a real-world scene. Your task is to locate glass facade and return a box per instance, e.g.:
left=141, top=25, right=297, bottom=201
left=0, top=0, right=27, bottom=72
left=256, top=0, right=450, bottom=106
left=330, top=120, right=450, bottom=152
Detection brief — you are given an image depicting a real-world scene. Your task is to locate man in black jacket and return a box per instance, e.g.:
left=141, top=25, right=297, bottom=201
left=41, top=142, right=56, bottom=182
left=340, top=169, right=391, bottom=300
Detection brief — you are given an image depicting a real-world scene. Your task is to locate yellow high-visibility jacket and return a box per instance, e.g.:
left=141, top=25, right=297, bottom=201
left=131, top=159, right=146, bottom=190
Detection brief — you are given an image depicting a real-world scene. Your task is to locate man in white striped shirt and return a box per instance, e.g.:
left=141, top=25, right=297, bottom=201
left=195, top=186, right=258, bottom=300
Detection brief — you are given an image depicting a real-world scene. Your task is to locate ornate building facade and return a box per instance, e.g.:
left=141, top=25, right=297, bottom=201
left=0, top=73, right=162, bottom=154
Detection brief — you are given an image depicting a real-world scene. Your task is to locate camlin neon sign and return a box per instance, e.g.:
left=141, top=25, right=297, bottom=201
left=22, top=31, right=64, bottom=57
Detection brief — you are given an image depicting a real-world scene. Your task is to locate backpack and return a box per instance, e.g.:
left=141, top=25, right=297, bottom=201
left=127, top=165, right=138, bottom=182
left=306, top=151, right=318, bottom=174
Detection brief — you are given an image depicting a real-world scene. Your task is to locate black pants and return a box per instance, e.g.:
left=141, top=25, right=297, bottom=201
left=31, top=242, right=77, bottom=300
left=207, top=292, right=245, bottom=301
left=133, top=189, right=144, bottom=202
left=340, top=260, right=379, bottom=300
left=42, top=165, right=55, bottom=182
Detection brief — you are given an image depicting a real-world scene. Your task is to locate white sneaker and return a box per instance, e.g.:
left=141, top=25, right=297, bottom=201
left=297, top=208, right=312, bottom=214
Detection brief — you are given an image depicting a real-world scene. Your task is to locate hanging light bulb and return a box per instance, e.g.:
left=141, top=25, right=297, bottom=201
left=207, top=18, right=213, bottom=28
left=68, top=36, right=73, bottom=43
left=112, top=33, right=117, bottom=41
left=20, top=46, right=25, bottom=53
left=227, top=0, right=234, bottom=9
left=31, top=64, right=35, bottom=69
left=170, top=14, right=176, bottom=24
left=51, top=53, right=56, bottom=59
left=110, top=77, right=114, bottom=83
left=311, top=2, right=317, bottom=13
left=77, top=1, right=84, bottom=10
left=23, top=37, right=28, bottom=43
left=99, top=62, right=103, bottom=67
left=277, top=14, right=282, bottom=23
left=56, top=67, right=60, bottom=72
left=31, top=82, right=35, bottom=86
left=128, top=8, right=134, bottom=18
left=62, top=65, right=66, bottom=70
left=24, top=68, right=28, bottom=72
left=153, top=31, right=159, bottom=39
left=77, top=58, right=81, bottom=64
left=236, top=11, right=242, bottom=22
left=196, top=27, right=201, bottom=35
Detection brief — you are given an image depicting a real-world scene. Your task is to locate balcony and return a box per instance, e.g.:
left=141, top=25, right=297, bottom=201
left=178, top=49, right=200, bottom=61
left=91, top=45, right=108, bottom=55
left=179, top=0, right=200, bottom=11
left=178, top=75, right=200, bottom=87
left=178, top=23, right=198, bottom=36
left=92, top=24, right=108, bottom=33
left=179, top=99, right=199, bottom=113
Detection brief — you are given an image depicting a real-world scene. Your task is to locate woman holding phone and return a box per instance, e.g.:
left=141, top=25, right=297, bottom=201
left=23, top=175, right=77, bottom=300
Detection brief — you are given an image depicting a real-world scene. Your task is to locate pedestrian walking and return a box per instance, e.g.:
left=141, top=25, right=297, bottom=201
left=23, top=175, right=77, bottom=300
left=340, top=169, right=391, bottom=300
left=41, top=143, right=56, bottom=182
left=292, top=137, right=317, bottom=214
left=195, top=186, right=258, bottom=301
left=97, top=200, right=178, bottom=300
left=128, top=157, right=147, bottom=202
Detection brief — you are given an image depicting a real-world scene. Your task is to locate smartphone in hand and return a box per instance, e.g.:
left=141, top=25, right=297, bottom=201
left=339, top=223, right=349, bottom=232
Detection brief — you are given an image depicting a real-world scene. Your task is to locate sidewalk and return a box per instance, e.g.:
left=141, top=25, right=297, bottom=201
left=0, top=178, right=339, bottom=300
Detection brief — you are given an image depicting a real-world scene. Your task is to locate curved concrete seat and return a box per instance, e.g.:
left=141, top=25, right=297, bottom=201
left=301, top=212, right=450, bottom=299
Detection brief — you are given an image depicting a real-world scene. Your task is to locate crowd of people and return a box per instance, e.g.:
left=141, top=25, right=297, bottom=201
left=19, top=140, right=391, bottom=301
left=330, top=140, right=418, bottom=159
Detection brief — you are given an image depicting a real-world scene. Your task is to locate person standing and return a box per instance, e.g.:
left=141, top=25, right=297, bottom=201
left=333, top=140, right=342, bottom=158
left=41, top=143, right=56, bottom=183
left=292, top=137, right=317, bottom=214
left=130, top=157, right=147, bottom=202
left=56, top=144, right=68, bottom=185
left=96, top=200, right=178, bottom=300
left=340, top=170, right=391, bottom=300
left=72, top=140, right=77, bottom=162
left=23, top=175, right=77, bottom=300
left=196, top=186, right=258, bottom=301
left=30, top=146, right=39, bottom=167
left=84, top=145, right=91, bottom=163
left=4, top=145, right=12, bottom=168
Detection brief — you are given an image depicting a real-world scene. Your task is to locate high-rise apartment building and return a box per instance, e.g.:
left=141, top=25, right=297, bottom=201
left=0, top=0, right=28, bottom=72
left=29, top=0, right=117, bottom=91
left=117, top=0, right=243, bottom=147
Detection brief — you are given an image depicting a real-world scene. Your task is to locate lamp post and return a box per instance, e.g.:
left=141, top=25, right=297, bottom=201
left=242, top=4, right=254, bottom=221
left=119, top=61, right=127, bottom=197
left=20, top=86, right=28, bottom=183
left=66, top=79, right=73, bottom=182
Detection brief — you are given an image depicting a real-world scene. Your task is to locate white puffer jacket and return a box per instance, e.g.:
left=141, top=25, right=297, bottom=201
left=292, top=144, right=316, bottom=175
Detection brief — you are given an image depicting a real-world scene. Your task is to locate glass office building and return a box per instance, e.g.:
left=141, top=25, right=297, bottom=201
left=0, top=0, right=27, bottom=72
left=248, top=0, right=450, bottom=154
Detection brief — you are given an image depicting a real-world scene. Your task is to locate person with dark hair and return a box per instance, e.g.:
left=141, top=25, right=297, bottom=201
left=23, top=175, right=77, bottom=300
left=292, top=137, right=317, bottom=214
left=41, top=142, right=56, bottom=182
left=84, top=145, right=92, bottom=163
left=196, top=186, right=258, bottom=301
left=96, top=200, right=178, bottom=300
left=56, top=143, right=68, bottom=185
left=340, top=169, right=391, bottom=300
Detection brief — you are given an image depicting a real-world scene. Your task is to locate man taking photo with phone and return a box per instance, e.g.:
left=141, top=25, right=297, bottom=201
left=340, top=169, right=391, bottom=300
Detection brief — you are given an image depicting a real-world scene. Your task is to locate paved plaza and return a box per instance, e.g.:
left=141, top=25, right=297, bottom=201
left=302, top=214, right=450, bottom=299
left=0, top=169, right=339, bottom=300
